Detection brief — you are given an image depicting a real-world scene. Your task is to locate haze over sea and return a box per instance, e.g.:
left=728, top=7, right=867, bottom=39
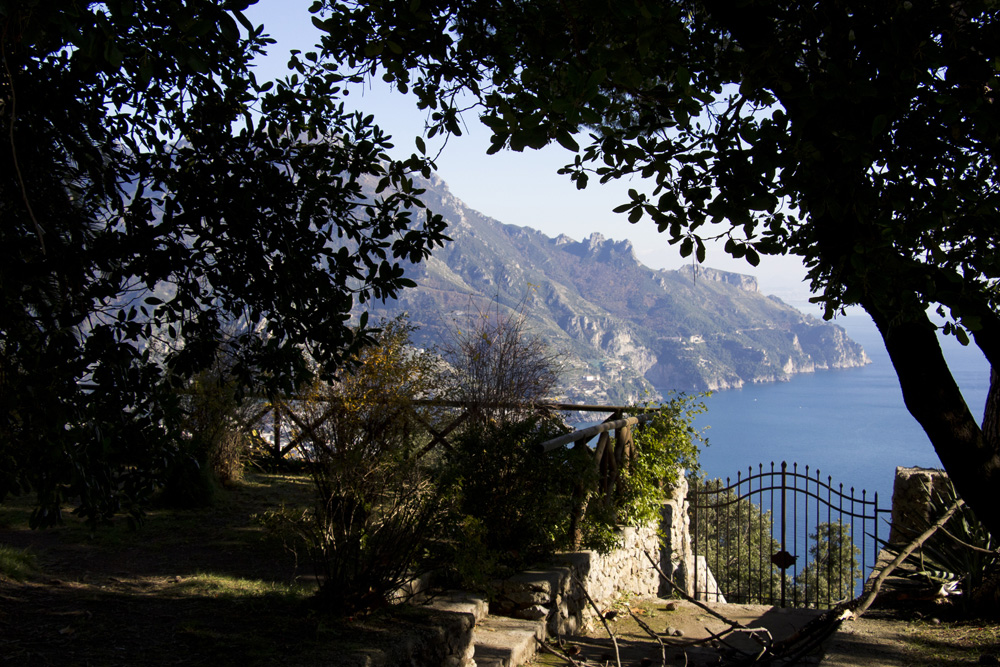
left=689, top=308, right=990, bottom=510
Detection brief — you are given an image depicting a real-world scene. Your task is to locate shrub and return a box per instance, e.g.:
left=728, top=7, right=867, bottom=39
left=163, top=356, right=256, bottom=507
left=275, top=316, right=448, bottom=613
left=441, top=294, right=561, bottom=426
left=882, top=477, right=1000, bottom=610
left=432, top=295, right=577, bottom=583
left=439, top=415, right=577, bottom=582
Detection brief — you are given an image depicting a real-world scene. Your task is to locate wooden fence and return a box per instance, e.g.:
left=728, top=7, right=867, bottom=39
left=537, top=411, right=657, bottom=547
left=241, top=397, right=658, bottom=548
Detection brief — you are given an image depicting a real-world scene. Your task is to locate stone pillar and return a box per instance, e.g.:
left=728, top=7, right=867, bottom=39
left=888, top=466, right=953, bottom=544
left=659, top=474, right=695, bottom=597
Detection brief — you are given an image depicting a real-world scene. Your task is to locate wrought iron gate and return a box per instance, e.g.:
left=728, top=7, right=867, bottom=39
left=689, top=461, right=890, bottom=608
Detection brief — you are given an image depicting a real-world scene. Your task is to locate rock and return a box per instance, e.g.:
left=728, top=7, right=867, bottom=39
left=512, top=605, right=549, bottom=622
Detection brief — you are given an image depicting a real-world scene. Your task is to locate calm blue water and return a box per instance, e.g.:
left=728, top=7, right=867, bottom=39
left=689, top=312, right=990, bottom=510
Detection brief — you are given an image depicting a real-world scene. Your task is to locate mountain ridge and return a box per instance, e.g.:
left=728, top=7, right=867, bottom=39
left=360, top=175, right=870, bottom=404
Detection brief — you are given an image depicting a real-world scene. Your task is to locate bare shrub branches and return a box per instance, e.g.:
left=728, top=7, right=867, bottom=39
left=442, top=294, right=561, bottom=426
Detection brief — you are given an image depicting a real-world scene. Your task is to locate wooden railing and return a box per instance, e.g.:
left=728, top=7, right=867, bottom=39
left=243, top=398, right=656, bottom=460
left=242, top=397, right=660, bottom=548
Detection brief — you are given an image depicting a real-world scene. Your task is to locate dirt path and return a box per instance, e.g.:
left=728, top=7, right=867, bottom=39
left=821, top=609, right=1000, bottom=667
left=532, top=599, right=828, bottom=665
left=530, top=598, right=1000, bottom=666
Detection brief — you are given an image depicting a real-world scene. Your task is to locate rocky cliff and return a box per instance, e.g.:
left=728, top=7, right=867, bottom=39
left=359, top=175, right=870, bottom=404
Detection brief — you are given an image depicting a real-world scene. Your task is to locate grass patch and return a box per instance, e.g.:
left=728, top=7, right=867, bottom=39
left=900, top=619, right=1000, bottom=665
left=167, top=572, right=309, bottom=601
left=0, top=471, right=315, bottom=540
left=0, top=492, right=35, bottom=530
left=0, top=544, right=37, bottom=581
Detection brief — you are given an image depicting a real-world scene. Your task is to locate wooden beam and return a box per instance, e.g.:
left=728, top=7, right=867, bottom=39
left=539, top=413, right=654, bottom=452
left=410, top=399, right=662, bottom=413
left=412, top=410, right=469, bottom=459
left=276, top=401, right=338, bottom=458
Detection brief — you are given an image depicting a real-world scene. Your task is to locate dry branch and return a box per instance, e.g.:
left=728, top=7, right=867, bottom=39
left=534, top=637, right=586, bottom=667
left=643, top=550, right=743, bottom=629
left=852, top=497, right=965, bottom=617
left=644, top=549, right=842, bottom=665
left=572, top=574, right=622, bottom=667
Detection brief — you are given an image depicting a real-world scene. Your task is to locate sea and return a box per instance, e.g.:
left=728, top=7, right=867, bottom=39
left=688, top=310, right=991, bottom=512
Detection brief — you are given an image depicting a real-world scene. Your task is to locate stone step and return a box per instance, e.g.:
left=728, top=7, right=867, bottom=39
left=425, top=590, right=491, bottom=624
left=472, top=615, right=546, bottom=667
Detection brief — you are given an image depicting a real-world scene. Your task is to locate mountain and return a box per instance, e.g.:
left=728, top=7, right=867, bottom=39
left=359, top=175, right=870, bottom=404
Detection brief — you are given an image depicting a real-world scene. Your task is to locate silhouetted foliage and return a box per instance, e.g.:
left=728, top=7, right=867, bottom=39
left=0, top=1, right=446, bottom=526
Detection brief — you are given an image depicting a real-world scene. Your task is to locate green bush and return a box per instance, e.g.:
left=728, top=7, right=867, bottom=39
left=161, top=454, right=220, bottom=509
left=162, top=360, right=255, bottom=508
left=580, top=394, right=705, bottom=551
left=436, top=396, right=705, bottom=583
left=263, top=461, right=442, bottom=613
left=439, top=415, right=578, bottom=580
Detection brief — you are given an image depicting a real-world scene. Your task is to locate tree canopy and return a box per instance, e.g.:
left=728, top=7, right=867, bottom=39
left=0, top=0, right=447, bottom=526
left=313, top=0, right=1000, bottom=533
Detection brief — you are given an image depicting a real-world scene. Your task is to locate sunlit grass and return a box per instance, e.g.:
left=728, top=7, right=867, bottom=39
left=0, top=545, right=37, bottom=581
left=166, top=572, right=309, bottom=601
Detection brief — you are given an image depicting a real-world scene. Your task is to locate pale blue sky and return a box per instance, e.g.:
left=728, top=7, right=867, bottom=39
left=245, top=1, right=817, bottom=306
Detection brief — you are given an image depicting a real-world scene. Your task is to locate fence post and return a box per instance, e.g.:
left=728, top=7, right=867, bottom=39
left=780, top=461, right=787, bottom=607
left=272, top=402, right=282, bottom=461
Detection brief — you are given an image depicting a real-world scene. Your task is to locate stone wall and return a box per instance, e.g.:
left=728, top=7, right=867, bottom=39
left=493, top=475, right=699, bottom=634
left=888, top=466, right=954, bottom=544
left=494, top=519, right=662, bottom=635
left=659, top=475, right=696, bottom=597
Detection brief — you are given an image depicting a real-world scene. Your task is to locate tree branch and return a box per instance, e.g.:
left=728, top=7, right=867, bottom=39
left=626, top=606, right=667, bottom=667
left=572, top=574, right=621, bottom=667
left=853, top=497, right=964, bottom=617
left=1, top=30, right=46, bottom=254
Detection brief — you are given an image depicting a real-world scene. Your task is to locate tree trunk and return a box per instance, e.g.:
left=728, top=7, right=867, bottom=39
left=983, top=367, right=1000, bottom=454
left=864, top=302, right=1000, bottom=538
